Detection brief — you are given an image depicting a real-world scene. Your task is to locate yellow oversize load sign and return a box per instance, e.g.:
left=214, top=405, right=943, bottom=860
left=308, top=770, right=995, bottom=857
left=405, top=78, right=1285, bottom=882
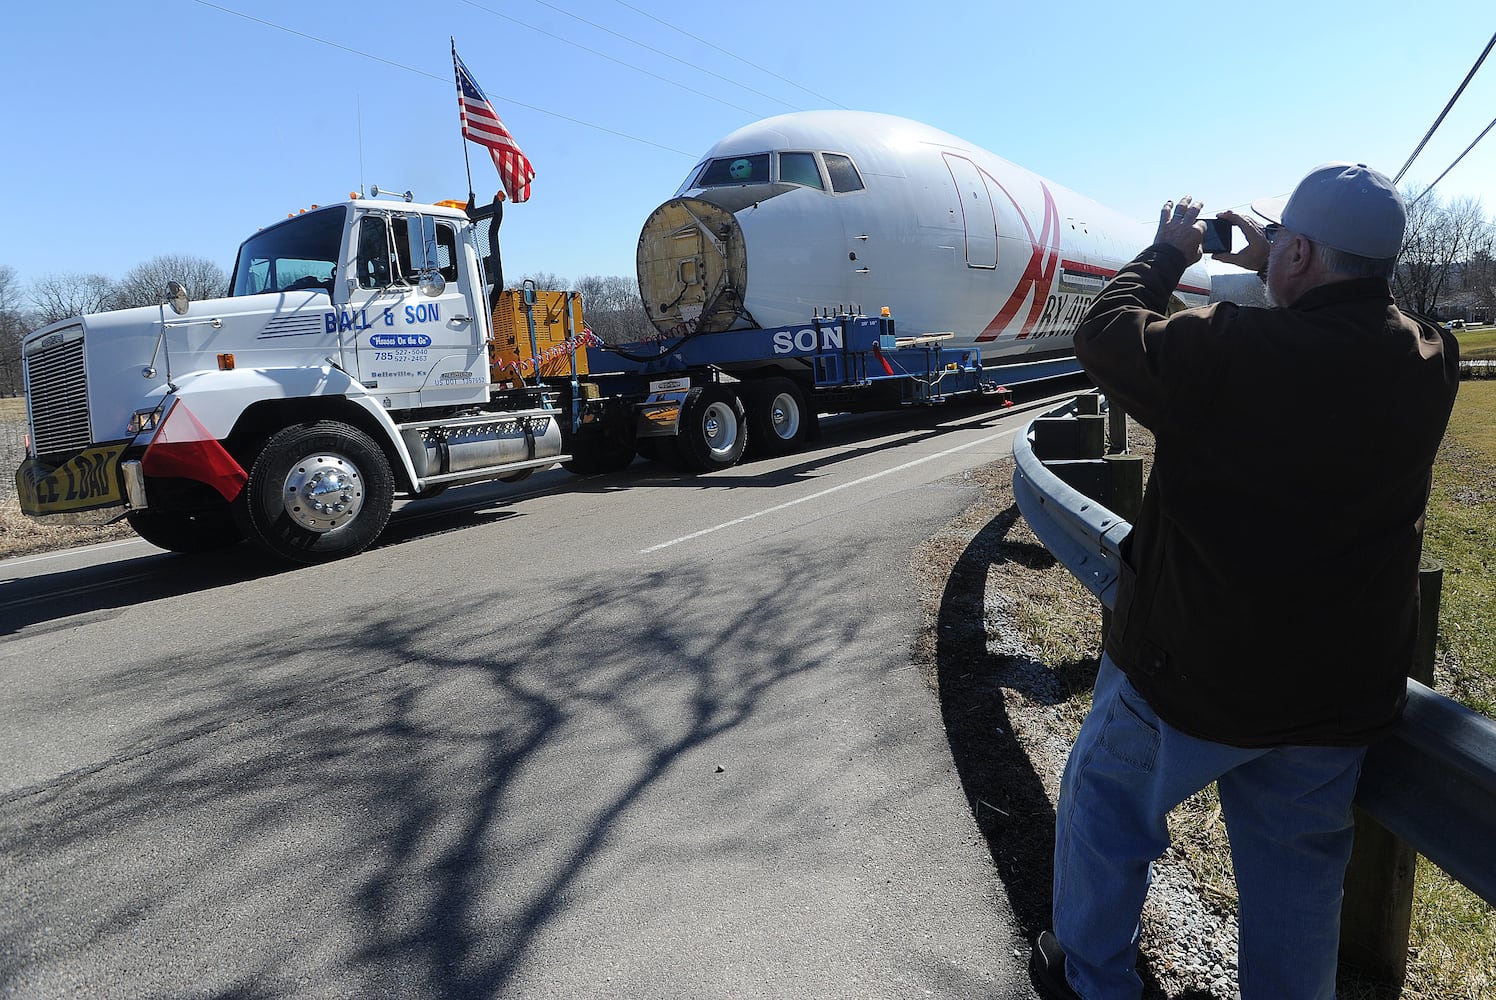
left=15, top=443, right=128, bottom=516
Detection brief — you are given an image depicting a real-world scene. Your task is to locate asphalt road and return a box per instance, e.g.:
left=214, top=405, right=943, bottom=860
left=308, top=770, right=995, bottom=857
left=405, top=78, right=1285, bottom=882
left=0, top=398, right=1065, bottom=999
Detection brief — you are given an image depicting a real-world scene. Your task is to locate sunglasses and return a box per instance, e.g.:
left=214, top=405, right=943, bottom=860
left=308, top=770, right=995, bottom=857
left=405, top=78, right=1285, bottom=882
left=1264, top=224, right=1285, bottom=244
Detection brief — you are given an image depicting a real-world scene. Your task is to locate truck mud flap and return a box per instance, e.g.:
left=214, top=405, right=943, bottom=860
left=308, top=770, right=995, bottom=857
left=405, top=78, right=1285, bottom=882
left=635, top=384, right=690, bottom=439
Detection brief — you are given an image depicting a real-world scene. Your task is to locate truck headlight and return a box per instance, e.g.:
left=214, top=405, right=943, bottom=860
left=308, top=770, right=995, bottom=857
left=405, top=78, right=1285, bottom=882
left=128, top=407, right=163, bottom=435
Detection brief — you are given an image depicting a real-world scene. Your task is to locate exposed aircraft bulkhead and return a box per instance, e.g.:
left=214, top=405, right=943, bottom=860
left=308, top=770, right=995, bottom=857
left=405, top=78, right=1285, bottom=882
left=637, top=197, right=753, bottom=336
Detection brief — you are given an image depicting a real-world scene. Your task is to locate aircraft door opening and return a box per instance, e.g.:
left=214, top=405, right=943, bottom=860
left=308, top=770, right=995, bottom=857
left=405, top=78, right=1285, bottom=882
left=943, top=154, right=998, bottom=269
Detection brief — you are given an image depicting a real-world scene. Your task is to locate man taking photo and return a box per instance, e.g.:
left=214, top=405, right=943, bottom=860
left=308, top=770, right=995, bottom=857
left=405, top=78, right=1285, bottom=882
left=1034, top=163, right=1460, bottom=999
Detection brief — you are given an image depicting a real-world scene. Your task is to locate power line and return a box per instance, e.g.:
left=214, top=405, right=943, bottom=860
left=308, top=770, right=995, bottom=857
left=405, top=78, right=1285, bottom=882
left=523, top=0, right=803, bottom=113
left=187, top=0, right=695, bottom=157
left=1407, top=115, right=1496, bottom=210
left=1394, top=30, right=1496, bottom=185
left=191, top=0, right=446, bottom=82
left=610, top=0, right=848, bottom=110
left=458, top=0, right=770, bottom=119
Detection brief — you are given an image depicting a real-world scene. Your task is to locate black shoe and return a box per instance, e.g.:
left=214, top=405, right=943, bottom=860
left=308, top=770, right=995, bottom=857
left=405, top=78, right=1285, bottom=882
left=1030, top=930, right=1082, bottom=999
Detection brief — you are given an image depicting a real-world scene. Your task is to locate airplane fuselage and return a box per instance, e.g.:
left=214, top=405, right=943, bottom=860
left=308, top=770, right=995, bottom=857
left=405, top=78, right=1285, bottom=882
left=636, top=111, right=1210, bottom=362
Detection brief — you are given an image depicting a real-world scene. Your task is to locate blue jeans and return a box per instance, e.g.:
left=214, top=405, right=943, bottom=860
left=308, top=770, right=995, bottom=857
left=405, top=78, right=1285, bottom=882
left=1052, top=655, right=1367, bottom=999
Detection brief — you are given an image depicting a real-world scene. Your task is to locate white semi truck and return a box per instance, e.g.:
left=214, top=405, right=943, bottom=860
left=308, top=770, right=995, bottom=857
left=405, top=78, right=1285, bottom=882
left=14, top=193, right=597, bottom=563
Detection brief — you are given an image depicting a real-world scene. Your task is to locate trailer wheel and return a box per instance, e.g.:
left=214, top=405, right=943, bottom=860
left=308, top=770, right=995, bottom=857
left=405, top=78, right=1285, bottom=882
left=234, top=421, right=394, bottom=564
left=674, top=384, right=747, bottom=472
left=745, top=378, right=808, bottom=456
left=126, top=506, right=243, bottom=554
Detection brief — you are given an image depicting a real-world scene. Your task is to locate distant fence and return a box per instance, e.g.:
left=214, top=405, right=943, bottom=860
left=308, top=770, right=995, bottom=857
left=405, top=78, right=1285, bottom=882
left=1460, top=359, right=1495, bottom=379
left=1011, top=395, right=1496, bottom=985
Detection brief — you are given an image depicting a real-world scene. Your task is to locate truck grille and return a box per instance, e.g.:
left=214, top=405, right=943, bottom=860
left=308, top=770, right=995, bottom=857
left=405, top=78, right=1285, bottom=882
left=25, top=328, right=92, bottom=457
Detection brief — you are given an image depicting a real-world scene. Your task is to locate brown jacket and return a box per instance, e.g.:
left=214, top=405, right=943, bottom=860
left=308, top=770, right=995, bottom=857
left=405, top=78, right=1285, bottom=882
left=1075, top=244, right=1458, bottom=746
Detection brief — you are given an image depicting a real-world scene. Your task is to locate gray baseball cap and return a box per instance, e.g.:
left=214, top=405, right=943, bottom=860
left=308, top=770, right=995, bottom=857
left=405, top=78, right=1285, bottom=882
left=1252, top=162, right=1406, bottom=259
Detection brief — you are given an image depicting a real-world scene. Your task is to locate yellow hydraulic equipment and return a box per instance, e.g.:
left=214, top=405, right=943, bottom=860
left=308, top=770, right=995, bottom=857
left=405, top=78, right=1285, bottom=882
left=490, top=287, right=589, bottom=382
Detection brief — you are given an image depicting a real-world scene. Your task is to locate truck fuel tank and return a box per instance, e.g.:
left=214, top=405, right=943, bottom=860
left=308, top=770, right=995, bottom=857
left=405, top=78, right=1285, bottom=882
left=400, top=411, right=563, bottom=480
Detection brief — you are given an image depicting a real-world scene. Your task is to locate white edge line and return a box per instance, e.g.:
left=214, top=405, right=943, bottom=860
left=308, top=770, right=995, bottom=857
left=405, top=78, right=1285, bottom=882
left=4, top=537, right=148, bottom=569
left=639, top=425, right=1021, bottom=555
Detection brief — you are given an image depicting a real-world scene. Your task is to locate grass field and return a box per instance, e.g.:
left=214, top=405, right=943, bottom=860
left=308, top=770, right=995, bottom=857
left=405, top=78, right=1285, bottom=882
left=1406, top=374, right=1496, bottom=999
left=1454, top=325, right=1496, bottom=360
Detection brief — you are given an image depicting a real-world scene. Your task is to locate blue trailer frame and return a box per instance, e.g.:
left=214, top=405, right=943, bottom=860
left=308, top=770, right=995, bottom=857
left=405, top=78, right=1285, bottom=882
left=585, top=313, right=1003, bottom=403
left=545, top=311, right=1079, bottom=474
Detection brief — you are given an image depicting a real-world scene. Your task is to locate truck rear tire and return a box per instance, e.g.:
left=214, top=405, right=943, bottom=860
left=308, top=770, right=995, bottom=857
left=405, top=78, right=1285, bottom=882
left=126, top=506, right=243, bottom=554
left=744, top=378, right=808, bottom=456
left=673, top=384, right=747, bottom=472
left=234, top=421, right=394, bottom=564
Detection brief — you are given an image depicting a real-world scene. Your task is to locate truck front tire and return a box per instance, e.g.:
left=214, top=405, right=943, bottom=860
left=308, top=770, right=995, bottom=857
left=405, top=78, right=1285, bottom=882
left=234, top=421, right=394, bottom=564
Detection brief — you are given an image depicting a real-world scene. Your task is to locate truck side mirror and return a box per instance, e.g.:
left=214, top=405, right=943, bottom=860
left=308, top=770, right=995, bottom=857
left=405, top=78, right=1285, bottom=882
left=163, top=280, right=190, bottom=316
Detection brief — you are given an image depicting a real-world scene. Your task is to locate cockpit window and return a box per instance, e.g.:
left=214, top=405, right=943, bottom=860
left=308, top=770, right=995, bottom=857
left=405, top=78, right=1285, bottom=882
left=689, top=150, right=860, bottom=192
left=698, top=153, right=772, bottom=186
left=824, top=153, right=865, bottom=193
left=778, top=152, right=824, bottom=189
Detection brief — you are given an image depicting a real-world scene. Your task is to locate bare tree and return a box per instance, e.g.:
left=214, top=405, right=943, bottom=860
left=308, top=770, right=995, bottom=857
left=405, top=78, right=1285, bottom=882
left=505, top=271, right=568, bottom=291
left=0, top=265, right=31, bottom=396
left=29, top=273, right=119, bottom=326
left=1466, top=246, right=1496, bottom=321
left=115, top=254, right=228, bottom=309
left=575, top=274, right=654, bottom=345
left=1395, top=187, right=1492, bottom=317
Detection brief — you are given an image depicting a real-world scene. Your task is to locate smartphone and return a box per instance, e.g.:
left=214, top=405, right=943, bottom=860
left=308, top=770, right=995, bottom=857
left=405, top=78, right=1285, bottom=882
left=1201, top=217, right=1234, bottom=254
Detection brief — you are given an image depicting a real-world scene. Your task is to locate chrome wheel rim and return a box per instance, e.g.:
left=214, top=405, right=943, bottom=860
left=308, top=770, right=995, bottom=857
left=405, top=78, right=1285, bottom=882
left=282, top=452, right=364, bottom=533
left=701, top=401, right=740, bottom=459
left=769, top=391, right=801, bottom=441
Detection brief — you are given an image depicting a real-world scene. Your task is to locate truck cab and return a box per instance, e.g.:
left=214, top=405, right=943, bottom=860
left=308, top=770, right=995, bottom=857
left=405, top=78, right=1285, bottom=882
left=229, top=199, right=491, bottom=411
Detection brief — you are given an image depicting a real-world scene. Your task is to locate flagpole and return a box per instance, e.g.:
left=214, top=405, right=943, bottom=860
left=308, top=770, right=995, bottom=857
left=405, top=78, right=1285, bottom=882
left=453, top=37, right=477, bottom=207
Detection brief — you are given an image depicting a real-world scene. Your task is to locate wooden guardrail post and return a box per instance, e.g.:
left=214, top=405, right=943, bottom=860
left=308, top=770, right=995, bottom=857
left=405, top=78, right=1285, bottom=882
left=1339, top=560, right=1443, bottom=988
left=1102, top=454, right=1143, bottom=525
left=1034, top=396, right=1143, bottom=650
left=1107, top=400, right=1128, bottom=454
left=1031, top=414, right=1105, bottom=461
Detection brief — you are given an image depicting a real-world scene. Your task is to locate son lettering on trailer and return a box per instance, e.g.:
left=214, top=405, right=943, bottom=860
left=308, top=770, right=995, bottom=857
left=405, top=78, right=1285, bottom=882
left=771, top=325, right=846, bottom=355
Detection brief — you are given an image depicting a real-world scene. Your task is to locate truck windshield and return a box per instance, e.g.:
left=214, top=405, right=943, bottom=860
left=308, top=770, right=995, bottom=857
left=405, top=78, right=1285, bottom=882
left=230, top=207, right=347, bottom=296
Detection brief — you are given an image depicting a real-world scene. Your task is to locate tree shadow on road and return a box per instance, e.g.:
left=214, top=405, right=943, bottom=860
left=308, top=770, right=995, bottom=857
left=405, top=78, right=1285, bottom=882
left=0, top=537, right=910, bottom=998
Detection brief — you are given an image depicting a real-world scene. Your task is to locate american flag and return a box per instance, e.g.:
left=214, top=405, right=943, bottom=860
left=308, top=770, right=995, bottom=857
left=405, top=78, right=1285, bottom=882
left=452, top=44, right=535, bottom=203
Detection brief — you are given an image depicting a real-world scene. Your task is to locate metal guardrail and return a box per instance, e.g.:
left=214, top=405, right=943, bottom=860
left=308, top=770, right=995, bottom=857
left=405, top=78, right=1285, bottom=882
left=1012, top=397, right=1496, bottom=906
left=1011, top=398, right=1129, bottom=605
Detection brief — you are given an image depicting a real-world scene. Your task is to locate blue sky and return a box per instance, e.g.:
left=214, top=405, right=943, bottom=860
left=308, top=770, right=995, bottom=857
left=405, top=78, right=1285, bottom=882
left=3, top=1, right=1493, bottom=295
